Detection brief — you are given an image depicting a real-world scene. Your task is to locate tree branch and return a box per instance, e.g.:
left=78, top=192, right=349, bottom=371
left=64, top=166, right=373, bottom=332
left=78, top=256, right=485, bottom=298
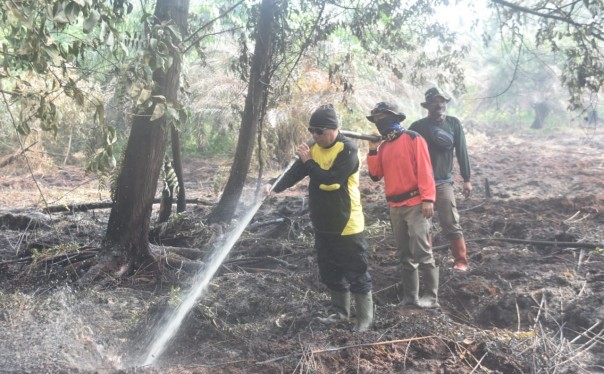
left=433, top=237, right=601, bottom=250
left=492, top=0, right=604, bottom=42
left=183, top=0, right=246, bottom=47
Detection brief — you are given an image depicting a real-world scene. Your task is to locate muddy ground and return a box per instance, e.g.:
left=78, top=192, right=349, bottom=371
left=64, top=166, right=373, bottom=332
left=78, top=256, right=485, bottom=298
left=1, top=125, right=603, bottom=373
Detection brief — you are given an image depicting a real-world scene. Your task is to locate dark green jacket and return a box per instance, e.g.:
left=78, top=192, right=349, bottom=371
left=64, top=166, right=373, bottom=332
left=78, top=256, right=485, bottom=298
left=409, top=116, right=471, bottom=182
left=272, top=133, right=364, bottom=235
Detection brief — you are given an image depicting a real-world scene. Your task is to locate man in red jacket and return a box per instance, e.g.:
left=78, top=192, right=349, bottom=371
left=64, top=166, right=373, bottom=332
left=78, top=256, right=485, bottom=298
left=366, top=102, right=439, bottom=308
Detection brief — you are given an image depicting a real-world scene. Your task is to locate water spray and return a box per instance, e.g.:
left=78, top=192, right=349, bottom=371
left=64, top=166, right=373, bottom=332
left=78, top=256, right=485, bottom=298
left=139, top=159, right=297, bottom=367
left=139, top=132, right=373, bottom=366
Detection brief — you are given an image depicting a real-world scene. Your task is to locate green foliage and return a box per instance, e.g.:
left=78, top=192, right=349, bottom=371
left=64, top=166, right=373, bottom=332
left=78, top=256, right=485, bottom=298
left=489, top=0, right=604, bottom=111
left=181, top=118, right=237, bottom=157
left=161, top=157, right=180, bottom=197
left=85, top=124, right=118, bottom=172
left=168, top=286, right=181, bottom=306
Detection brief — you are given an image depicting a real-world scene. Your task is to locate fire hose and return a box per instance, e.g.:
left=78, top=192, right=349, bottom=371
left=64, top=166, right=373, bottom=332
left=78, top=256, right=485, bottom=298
left=339, top=130, right=381, bottom=142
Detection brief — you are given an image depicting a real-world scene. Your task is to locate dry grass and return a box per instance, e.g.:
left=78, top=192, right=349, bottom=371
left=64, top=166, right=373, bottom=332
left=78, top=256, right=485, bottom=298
left=0, top=156, right=104, bottom=210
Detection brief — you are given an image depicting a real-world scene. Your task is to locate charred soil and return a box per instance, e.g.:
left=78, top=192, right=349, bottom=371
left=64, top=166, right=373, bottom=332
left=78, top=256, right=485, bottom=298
left=1, top=128, right=603, bottom=373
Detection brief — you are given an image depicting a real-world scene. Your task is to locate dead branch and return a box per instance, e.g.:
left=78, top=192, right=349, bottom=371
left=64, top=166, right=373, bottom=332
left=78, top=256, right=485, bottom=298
left=0, top=247, right=98, bottom=267
left=0, top=142, right=37, bottom=169
left=256, top=336, right=436, bottom=365
left=41, top=197, right=216, bottom=213
left=432, top=237, right=601, bottom=251
left=248, top=218, right=285, bottom=230
left=232, top=267, right=290, bottom=275
left=226, top=255, right=297, bottom=269
left=150, top=244, right=207, bottom=260
left=159, top=255, right=205, bottom=273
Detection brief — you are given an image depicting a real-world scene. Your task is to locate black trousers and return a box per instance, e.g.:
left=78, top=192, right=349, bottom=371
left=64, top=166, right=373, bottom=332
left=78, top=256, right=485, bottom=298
left=314, top=231, right=372, bottom=294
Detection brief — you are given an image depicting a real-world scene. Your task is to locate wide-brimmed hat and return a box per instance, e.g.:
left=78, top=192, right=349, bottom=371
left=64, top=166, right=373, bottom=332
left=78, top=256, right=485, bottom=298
left=309, top=104, right=339, bottom=129
left=421, top=87, right=451, bottom=108
left=366, top=102, right=406, bottom=123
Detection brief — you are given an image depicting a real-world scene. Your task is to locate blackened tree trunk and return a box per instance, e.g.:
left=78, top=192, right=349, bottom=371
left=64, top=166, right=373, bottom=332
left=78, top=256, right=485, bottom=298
left=209, top=0, right=276, bottom=224
left=103, top=0, right=189, bottom=271
left=531, top=101, right=551, bottom=129
left=171, top=126, right=187, bottom=213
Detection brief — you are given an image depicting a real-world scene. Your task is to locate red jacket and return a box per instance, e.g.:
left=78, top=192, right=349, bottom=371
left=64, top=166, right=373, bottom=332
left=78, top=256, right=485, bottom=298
left=366, top=131, right=435, bottom=207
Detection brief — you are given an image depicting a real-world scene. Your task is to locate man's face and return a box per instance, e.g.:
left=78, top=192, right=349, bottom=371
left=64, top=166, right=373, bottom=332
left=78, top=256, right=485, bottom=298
left=426, top=96, right=447, bottom=119
left=308, top=127, right=338, bottom=147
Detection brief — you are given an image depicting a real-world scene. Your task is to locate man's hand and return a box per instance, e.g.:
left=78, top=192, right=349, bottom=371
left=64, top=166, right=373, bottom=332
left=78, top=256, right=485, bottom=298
left=368, top=132, right=382, bottom=151
left=296, top=143, right=311, bottom=163
left=463, top=181, right=472, bottom=198
left=422, top=201, right=434, bottom=219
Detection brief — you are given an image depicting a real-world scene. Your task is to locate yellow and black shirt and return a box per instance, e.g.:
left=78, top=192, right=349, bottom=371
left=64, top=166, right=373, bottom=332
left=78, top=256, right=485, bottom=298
left=272, top=133, right=364, bottom=236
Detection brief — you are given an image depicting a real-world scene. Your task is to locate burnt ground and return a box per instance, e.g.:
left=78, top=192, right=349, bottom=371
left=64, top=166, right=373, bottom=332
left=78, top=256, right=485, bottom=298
left=0, top=126, right=603, bottom=373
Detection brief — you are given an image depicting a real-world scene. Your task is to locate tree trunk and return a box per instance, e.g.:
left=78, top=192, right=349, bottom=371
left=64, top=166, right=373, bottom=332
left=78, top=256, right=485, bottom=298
left=531, top=101, right=551, bottom=129
left=103, top=0, right=189, bottom=271
left=209, top=0, right=276, bottom=224
left=171, top=125, right=187, bottom=213
left=157, top=158, right=174, bottom=224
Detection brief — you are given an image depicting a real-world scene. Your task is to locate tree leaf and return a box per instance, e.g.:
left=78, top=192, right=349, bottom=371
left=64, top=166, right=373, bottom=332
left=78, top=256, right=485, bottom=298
left=106, top=127, right=117, bottom=146
left=94, top=103, right=105, bottom=125
left=150, top=103, right=166, bottom=121
left=65, top=2, right=80, bottom=23
left=83, top=10, right=100, bottom=34
left=53, top=10, right=69, bottom=24
left=137, top=88, right=152, bottom=106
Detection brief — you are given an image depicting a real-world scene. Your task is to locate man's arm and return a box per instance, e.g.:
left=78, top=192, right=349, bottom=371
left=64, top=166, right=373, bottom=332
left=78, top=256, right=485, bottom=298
left=304, top=142, right=359, bottom=189
left=271, top=158, right=308, bottom=193
left=415, top=136, right=436, bottom=203
left=366, top=136, right=383, bottom=181
left=453, top=118, right=472, bottom=197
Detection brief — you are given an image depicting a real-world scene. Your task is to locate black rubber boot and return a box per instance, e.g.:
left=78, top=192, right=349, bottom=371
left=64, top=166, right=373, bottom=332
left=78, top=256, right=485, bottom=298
left=352, top=292, right=373, bottom=332
left=317, top=290, right=350, bottom=323
left=417, top=267, right=440, bottom=309
left=400, top=268, right=419, bottom=307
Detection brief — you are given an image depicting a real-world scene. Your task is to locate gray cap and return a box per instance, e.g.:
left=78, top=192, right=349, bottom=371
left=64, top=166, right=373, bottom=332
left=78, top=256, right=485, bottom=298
left=421, top=87, right=451, bottom=108
left=366, top=102, right=406, bottom=123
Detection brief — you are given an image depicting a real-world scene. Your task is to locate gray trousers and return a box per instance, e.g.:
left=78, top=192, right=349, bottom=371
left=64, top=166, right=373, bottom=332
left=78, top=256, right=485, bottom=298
left=435, top=182, right=463, bottom=240
left=390, top=204, right=436, bottom=271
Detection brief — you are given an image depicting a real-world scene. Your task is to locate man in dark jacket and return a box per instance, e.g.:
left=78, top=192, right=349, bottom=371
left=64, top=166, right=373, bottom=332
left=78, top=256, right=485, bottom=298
left=365, top=102, right=439, bottom=308
left=409, top=88, right=472, bottom=271
left=267, top=104, right=373, bottom=331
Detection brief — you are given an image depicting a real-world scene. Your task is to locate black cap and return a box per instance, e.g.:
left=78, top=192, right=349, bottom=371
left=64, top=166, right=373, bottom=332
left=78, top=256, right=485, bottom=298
left=309, top=104, right=339, bottom=129
left=366, top=102, right=406, bottom=123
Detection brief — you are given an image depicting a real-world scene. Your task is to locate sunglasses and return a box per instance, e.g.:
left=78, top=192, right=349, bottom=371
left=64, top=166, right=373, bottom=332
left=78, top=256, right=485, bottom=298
left=308, top=127, right=326, bottom=135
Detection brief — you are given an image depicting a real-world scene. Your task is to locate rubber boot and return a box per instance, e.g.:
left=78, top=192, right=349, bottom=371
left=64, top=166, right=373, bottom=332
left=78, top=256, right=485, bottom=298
left=400, top=269, right=419, bottom=307
left=352, top=292, right=373, bottom=332
left=317, top=290, right=350, bottom=324
left=417, top=267, right=440, bottom=309
left=451, top=237, right=469, bottom=271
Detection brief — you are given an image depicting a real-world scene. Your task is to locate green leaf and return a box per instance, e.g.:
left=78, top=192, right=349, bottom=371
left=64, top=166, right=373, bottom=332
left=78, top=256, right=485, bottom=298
left=94, top=103, right=105, bottom=125
left=150, top=103, right=166, bottom=121
left=137, top=88, right=152, bottom=105
left=108, top=154, right=117, bottom=169
left=166, top=106, right=179, bottom=125
left=106, top=127, right=117, bottom=145
left=83, top=10, right=100, bottom=33
left=53, top=10, right=69, bottom=24
left=167, top=25, right=182, bottom=42
left=65, top=2, right=80, bottom=22
left=16, top=122, right=31, bottom=136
